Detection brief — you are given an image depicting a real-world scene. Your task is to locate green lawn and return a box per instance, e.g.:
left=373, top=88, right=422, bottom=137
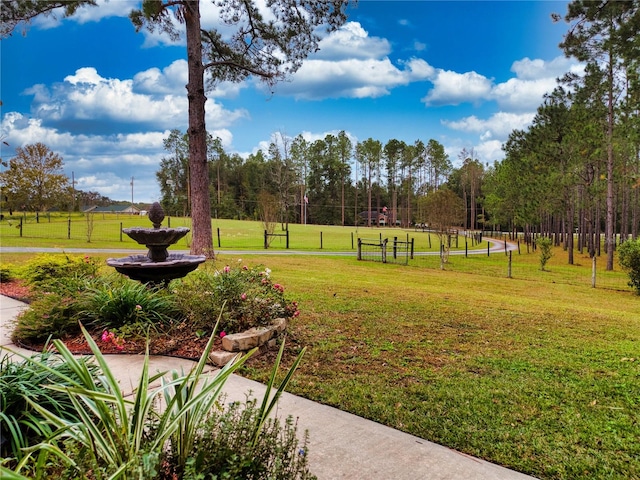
left=2, top=217, right=638, bottom=479
left=224, top=253, right=639, bottom=480
left=0, top=213, right=483, bottom=253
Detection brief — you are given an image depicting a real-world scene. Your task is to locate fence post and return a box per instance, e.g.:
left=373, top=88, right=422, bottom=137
left=357, top=238, right=362, bottom=260
left=465, top=240, right=468, bottom=258
left=120, top=222, right=123, bottom=242
left=508, top=251, right=512, bottom=278
left=382, top=238, right=388, bottom=263
left=393, top=236, right=397, bottom=259
left=168, top=216, right=171, bottom=228
left=264, top=230, right=268, bottom=249
left=487, top=242, right=490, bottom=257
left=410, top=238, right=414, bottom=259
left=351, top=232, right=354, bottom=249
left=19, top=217, right=23, bottom=237
left=217, top=227, right=221, bottom=248
left=68, top=218, right=71, bottom=240
left=504, top=238, right=507, bottom=255
left=286, top=229, right=289, bottom=249
left=428, top=233, right=431, bottom=249
left=592, top=255, right=596, bottom=288
left=320, top=231, right=323, bottom=249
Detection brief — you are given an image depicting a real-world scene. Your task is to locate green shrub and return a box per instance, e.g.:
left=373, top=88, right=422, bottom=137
left=618, top=238, right=640, bottom=294
left=17, top=253, right=99, bottom=294
left=74, top=275, right=181, bottom=331
left=184, top=397, right=315, bottom=480
left=173, top=263, right=300, bottom=334
left=537, top=236, right=553, bottom=271
left=0, top=265, right=15, bottom=283
left=0, top=350, right=101, bottom=465
left=11, top=292, right=80, bottom=344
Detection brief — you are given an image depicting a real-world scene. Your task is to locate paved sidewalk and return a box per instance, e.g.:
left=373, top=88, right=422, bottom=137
left=0, top=294, right=536, bottom=480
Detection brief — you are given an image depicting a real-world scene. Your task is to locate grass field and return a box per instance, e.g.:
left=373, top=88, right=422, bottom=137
left=1, top=216, right=639, bottom=479
left=0, top=212, right=483, bottom=253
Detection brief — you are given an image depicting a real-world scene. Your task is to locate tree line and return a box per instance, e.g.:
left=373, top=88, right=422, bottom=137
left=156, top=129, right=464, bottom=229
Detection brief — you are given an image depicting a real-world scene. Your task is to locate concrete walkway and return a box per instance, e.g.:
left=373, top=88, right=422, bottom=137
left=0, top=294, right=536, bottom=480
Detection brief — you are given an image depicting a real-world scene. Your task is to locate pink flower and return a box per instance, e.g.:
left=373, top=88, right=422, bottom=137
left=101, top=331, right=109, bottom=342
left=242, top=265, right=248, bottom=271
left=293, top=310, right=300, bottom=317
left=223, top=265, right=231, bottom=273
left=241, top=293, right=247, bottom=300
left=135, top=304, right=142, bottom=310
left=219, top=331, right=227, bottom=338
left=273, top=284, right=284, bottom=293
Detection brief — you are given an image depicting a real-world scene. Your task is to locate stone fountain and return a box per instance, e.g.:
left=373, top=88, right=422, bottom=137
left=107, top=202, right=206, bottom=285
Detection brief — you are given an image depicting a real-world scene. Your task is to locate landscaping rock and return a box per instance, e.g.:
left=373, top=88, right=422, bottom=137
left=222, top=326, right=273, bottom=352
left=208, top=350, right=238, bottom=367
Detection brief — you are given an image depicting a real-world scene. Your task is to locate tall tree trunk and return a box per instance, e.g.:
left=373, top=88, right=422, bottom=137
left=185, top=1, right=214, bottom=258
left=605, top=53, right=615, bottom=270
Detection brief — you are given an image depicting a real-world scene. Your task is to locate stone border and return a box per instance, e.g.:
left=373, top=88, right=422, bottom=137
left=208, top=318, right=288, bottom=366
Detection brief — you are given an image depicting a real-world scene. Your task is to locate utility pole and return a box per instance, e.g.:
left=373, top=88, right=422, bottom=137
left=130, top=176, right=134, bottom=206
left=71, top=171, right=77, bottom=213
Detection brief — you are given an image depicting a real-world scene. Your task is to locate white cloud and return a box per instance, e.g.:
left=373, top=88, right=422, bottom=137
left=436, top=55, right=585, bottom=164
left=72, top=0, right=139, bottom=24
left=443, top=112, right=535, bottom=139
left=413, top=41, right=427, bottom=52
left=314, top=22, right=391, bottom=60
left=422, top=70, right=493, bottom=106
left=511, top=56, right=583, bottom=81
left=474, top=140, right=505, bottom=163
left=30, top=0, right=136, bottom=30
left=24, top=66, right=247, bottom=133
left=133, top=61, right=188, bottom=95
left=1, top=113, right=165, bottom=202
left=491, top=77, right=560, bottom=111
left=276, top=57, right=434, bottom=100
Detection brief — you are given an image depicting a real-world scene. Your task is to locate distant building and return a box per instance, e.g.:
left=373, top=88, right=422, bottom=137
left=83, top=204, right=141, bottom=215
left=358, top=211, right=388, bottom=226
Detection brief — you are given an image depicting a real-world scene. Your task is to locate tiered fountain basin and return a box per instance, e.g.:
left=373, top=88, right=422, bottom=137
left=107, top=252, right=206, bottom=284
left=106, top=202, right=206, bottom=285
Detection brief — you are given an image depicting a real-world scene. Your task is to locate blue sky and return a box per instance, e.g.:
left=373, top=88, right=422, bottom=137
left=1, top=0, right=582, bottom=203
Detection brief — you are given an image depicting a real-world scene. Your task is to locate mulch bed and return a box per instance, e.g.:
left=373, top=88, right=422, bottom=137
left=0, top=279, right=219, bottom=359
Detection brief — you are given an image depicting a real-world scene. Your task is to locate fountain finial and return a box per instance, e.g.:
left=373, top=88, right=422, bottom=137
left=148, top=202, right=165, bottom=228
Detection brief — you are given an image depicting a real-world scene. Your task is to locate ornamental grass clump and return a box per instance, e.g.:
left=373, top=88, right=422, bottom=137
left=0, top=349, right=102, bottom=464
left=173, top=263, right=300, bottom=334
left=73, top=274, right=181, bottom=331
left=1, top=313, right=311, bottom=480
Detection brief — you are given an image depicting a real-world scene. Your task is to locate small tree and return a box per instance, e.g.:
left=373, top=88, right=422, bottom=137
left=258, top=191, right=278, bottom=247
left=537, top=236, right=553, bottom=271
left=420, top=188, right=465, bottom=268
left=0, top=143, right=69, bottom=212
left=618, top=238, right=640, bottom=294
left=85, top=212, right=95, bottom=243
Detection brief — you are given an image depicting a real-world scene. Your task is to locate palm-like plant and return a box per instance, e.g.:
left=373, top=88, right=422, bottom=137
left=3, top=310, right=307, bottom=479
